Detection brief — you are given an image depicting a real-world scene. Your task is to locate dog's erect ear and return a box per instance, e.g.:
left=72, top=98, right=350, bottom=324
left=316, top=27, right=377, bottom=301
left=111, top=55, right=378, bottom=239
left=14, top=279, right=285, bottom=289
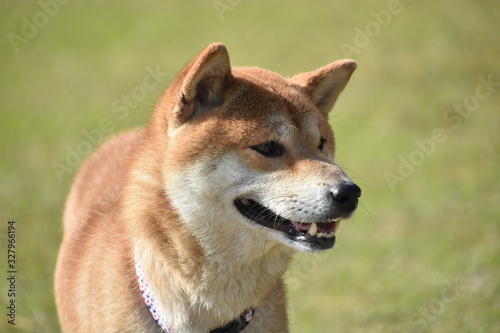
left=292, top=60, right=357, bottom=115
left=171, top=43, right=232, bottom=124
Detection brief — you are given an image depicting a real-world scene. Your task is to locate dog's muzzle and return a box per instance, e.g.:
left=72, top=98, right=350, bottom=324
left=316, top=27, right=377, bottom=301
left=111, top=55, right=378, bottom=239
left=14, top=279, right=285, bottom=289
left=234, top=182, right=361, bottom=251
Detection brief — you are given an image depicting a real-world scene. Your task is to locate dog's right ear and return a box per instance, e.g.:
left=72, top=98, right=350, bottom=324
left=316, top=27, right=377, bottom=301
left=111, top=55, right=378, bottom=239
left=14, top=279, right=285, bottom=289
left=292, top=59, right=357, bottom=116
left=167, top=43, right=232, bottom=127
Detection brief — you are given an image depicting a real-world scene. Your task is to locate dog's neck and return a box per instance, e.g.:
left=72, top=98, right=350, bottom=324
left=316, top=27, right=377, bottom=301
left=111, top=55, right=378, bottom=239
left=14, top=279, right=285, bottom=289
left=124, top=153, right=294, bottom=329
left=135, top=249, right=255, bottom=332
left=132, top=238, right=292, bottom=330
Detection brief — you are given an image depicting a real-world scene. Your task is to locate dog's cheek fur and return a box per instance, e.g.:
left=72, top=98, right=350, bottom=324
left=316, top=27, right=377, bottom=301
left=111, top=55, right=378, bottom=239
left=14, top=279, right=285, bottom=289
left=164, top=153, right=269, bottom=252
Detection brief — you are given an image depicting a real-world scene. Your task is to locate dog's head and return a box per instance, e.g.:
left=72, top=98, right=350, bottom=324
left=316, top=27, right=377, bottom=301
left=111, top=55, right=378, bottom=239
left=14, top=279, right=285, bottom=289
left=150, top=43, right=360, bottom=254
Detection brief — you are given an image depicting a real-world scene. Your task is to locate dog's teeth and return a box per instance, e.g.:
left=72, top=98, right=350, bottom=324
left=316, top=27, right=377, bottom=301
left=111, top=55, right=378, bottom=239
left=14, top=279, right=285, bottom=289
left=308, top=222, right=317, bottom=236
left=241, top=199, right=252, bottom=206
left=317, top=232, right=325, bottom=238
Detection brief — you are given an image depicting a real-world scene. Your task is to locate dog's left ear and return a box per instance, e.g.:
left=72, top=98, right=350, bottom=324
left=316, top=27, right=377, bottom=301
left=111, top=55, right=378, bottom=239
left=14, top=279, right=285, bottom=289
left=292, top=60, right=357, bottom=115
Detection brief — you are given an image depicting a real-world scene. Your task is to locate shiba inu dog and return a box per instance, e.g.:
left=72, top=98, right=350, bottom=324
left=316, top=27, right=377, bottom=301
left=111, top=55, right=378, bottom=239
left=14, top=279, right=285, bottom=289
left=55, top=43, right=361, bottom=333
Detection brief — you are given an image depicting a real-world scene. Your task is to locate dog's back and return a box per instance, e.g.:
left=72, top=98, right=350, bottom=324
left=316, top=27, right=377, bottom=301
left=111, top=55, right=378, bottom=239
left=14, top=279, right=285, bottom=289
left=62, top=130, right=142, bottom=235
left=55, top=130, right=146, bottom=332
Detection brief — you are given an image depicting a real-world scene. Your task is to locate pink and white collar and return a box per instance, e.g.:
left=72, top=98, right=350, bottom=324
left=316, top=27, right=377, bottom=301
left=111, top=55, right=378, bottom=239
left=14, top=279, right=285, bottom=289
left=135, top=253, right=173, bottom=332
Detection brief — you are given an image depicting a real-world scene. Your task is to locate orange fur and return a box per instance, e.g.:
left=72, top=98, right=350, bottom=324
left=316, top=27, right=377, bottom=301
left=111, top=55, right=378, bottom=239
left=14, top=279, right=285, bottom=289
left=55, top=43, right=358, bottom=332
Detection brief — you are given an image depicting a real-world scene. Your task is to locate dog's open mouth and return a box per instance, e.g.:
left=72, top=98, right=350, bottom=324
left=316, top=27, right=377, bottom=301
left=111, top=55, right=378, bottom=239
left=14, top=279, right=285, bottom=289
left=234, top=198, right=340, bottom=250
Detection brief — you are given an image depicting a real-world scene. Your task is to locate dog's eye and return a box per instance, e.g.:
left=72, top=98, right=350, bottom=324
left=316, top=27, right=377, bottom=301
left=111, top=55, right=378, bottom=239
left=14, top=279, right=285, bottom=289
left=318, top=138, right=327, bottom=151
left=251, top=141, right=285, bottom=158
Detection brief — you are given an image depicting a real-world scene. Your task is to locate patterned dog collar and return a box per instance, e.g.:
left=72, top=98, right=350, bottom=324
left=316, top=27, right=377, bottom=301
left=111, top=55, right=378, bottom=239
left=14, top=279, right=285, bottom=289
left=134, top=253, right=254, bottom=332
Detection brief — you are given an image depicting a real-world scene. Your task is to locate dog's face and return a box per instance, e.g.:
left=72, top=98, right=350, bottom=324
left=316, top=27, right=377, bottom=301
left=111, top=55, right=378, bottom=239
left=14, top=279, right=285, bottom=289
left=153, top=44, right=360, bottom=254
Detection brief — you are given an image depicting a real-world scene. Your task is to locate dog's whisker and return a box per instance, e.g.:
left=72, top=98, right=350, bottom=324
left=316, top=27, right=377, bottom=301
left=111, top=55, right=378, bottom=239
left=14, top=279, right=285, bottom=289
left=358, top=199, right=373, bottom=224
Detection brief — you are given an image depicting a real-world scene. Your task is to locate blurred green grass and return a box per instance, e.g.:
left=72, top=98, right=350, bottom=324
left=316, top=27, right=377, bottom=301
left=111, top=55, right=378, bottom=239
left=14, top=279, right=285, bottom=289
left=0, top=0, right=499, bottom=332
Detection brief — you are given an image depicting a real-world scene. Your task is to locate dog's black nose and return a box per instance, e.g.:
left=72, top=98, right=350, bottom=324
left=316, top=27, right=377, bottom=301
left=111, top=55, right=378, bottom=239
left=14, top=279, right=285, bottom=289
left=331, top=183, right=361, bottom=212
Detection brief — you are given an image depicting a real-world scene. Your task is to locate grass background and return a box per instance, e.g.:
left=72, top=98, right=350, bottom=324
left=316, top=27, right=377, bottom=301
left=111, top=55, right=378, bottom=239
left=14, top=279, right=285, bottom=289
left=1, top=0, right=499, bottom=332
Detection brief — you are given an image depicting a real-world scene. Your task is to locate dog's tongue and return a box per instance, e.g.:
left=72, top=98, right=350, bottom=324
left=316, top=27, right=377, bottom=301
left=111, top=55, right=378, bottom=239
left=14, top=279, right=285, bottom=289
left=291, top=221, right=339, bottom=234
left=318, top=222, right=339, bottom=233
left=292, top=222, right=311, bottom=231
